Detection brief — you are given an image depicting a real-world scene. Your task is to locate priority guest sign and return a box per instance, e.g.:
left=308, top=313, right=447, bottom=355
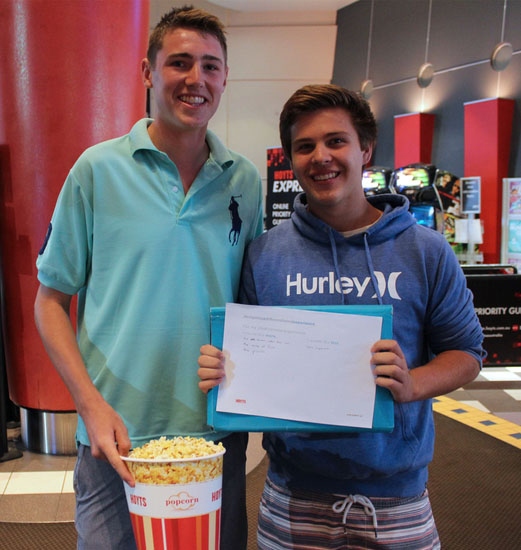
left=266, top=147, right=302, bottom=229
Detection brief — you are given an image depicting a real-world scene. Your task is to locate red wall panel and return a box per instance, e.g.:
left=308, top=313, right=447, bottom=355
left=0, top=0, right=149, bottom=410
left=394, top=112, right=435, bottom=168
left=464, top=98, right=515, bottom=264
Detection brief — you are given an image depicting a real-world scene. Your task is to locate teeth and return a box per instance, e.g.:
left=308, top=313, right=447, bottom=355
left=179, top=95, right=205, bottom=104
left=313, top=172, right=338, bottom=181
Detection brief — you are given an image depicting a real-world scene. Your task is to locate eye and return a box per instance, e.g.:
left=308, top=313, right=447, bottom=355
left=328, top=137, right=346, bottom=147
left=204, top=63, right=220, bottom=71
left=170, top=60, right=186, bottom=68
left=294, top=143, right=313, bottom=154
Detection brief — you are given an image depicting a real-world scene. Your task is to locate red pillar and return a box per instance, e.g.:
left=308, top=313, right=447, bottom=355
left=0, top=0, right=149, bottom=412
left=394, top=112, right=435, bottom=168
left=464, top=98, right=515, bottom=264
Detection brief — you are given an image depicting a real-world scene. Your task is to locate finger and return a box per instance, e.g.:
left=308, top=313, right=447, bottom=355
left=375, top=375, right=400, bottom=391
left=198, top=367, right=224, bottom=384
left=108, top=450, right=135, bottom=487
left=371, top=351, right=399, bottom=365
left=198, top=355, right=224, bottom=369
left=199, top=344, right=223, bottom=358
left=374, top=364, right=406, bottom=381
left=89, top=441, right=109, bottom=462
left=115, top=426, right=131, bottom=457
left=371, top=339, right=404, bottom=359
left=198, top=377, right=223, bottom=393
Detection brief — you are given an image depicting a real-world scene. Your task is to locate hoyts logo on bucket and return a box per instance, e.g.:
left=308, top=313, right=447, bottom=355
left=166, top=491, right=199, bottom=511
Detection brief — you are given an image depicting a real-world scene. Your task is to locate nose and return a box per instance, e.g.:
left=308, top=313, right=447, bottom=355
left=186, top=63, right=203, bottom=87
left=311, top=143, right=332, bottom=164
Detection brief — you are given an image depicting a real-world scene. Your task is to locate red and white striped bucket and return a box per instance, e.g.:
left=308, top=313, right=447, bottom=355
left=122, top=449, right=225, bottom=550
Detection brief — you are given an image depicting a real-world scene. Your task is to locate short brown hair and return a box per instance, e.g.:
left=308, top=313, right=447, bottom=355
left=147, top=5, right=227, bottom=68
left=279, top=84, right=377, bottom=160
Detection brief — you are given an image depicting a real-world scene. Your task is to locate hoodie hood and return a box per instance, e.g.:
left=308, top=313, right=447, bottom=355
left=291, top=192, right=416, bottom=246
left=290, top=192, right=417, bottom=305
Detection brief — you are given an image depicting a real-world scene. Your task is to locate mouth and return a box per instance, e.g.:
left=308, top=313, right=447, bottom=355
left=178, top=94, right=207, bottom=106
left=311, top=171, right=339, bottom=182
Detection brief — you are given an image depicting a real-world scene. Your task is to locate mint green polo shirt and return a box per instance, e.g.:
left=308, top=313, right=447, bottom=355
left=36, top=119, right=263, bottom=447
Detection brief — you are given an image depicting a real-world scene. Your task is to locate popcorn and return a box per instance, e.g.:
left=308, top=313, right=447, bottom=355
left=125, top=436, right=225, bottom=485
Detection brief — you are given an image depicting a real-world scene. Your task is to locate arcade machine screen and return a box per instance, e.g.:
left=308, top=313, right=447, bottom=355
left=392, top=166, right=430, bottom=195
left=392, top=164, right=441, bottom=231
left=409, top=204, right=436, bottom=229
left=362, top=167, right=392, bottom=196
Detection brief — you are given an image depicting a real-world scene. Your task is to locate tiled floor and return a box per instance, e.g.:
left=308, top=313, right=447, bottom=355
left=1, top=366, right=520, bottom=524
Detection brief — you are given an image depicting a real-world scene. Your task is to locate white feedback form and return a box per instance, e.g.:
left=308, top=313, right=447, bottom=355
left=216, top=303, right=382, bottom=428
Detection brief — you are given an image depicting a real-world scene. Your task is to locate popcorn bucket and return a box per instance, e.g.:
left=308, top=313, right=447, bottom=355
left=122, top=448, right=225, bottom=550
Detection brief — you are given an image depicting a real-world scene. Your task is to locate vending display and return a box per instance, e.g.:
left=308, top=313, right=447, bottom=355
left=362, top=166, right=393, bottom=196
left=435, top=170, right=462, bottom=245
left=501, top=178, right=521, bottom=273
left=391, top=163, right=444, bottom=232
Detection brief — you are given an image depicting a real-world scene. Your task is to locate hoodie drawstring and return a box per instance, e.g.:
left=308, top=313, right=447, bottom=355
left=327, top=228, right=383, bottom=306
left=332, top=494, right=378, bottom=539
left=363, top=233, right=383, bottom=305
left=328, top=228, right=345, bottom=305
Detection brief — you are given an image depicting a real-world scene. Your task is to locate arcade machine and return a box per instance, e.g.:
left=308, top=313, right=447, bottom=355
left=390, top=163, right=444, bottom=233
left=362, top=166, right=393, bottom=197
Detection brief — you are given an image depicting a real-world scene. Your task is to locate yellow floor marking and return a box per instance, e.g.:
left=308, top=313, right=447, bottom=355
left=433, top=395, right=521, bottom=450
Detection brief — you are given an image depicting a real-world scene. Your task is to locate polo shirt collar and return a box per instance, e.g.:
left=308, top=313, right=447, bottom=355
left=129, top=118, right=234, bottom=171
left=206, top=130, right=234, bottom=170
left=129, top=118, right=157, bottom=155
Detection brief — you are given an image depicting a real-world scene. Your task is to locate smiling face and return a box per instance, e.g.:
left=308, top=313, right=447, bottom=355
left=142, top=27, right=228, bottom=136
left=289, top=107, right=373, bottom=226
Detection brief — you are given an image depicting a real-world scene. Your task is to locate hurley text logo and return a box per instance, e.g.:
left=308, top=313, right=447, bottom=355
left=286, top=271, right=402, bottom=300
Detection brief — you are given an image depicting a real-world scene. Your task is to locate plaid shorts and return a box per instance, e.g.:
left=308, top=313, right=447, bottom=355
left=258, top=477, right=441, bottom=549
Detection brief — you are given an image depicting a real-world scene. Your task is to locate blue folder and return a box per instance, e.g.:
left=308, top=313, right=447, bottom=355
left=207, top=305, right=394, bottom=433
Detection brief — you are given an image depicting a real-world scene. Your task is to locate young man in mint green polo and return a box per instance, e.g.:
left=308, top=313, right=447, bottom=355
left=34, top=6, right=263, bottom=550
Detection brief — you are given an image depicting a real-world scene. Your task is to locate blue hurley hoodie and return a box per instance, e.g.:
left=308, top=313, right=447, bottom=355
left=239, top=193, right=483, bottom=497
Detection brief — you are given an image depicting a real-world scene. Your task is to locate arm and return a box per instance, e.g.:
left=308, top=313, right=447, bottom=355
left=34, top=284, right=134, bottom=486
left=371, top=339, right=480, bottom=403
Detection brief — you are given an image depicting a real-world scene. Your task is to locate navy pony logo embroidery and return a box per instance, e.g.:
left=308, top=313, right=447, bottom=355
left=228, top=195, right=242, bottom=246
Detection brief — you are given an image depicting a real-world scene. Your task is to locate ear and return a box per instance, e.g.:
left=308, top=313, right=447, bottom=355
left=222, top=65, right=229, bottom=89
left=362, top=143, right=373, bottom=165
left=141, top=58, right=153, bottom=89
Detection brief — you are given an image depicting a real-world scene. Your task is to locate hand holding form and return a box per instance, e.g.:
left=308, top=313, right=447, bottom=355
left=371, top=339, right=480, bottom=403
left=371, top=339, right=415, bottom=403
left=198, top=345, right=225, bottom=393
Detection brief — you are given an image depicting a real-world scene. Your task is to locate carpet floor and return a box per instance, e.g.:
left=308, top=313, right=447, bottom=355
left=1, top=412, right=519, bottom=549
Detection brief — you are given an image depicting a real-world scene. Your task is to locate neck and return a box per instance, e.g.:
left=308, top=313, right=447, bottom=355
left=309, top=199, right=382, bottom=233
left=147, top=120, right=209, bottom=192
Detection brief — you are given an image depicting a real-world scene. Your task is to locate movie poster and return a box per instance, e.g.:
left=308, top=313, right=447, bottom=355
left=265, top=147, right=302, bottom=230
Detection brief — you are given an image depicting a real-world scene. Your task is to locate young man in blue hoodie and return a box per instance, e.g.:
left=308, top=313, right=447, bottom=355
left=198, top=84, right=483, bottom=549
